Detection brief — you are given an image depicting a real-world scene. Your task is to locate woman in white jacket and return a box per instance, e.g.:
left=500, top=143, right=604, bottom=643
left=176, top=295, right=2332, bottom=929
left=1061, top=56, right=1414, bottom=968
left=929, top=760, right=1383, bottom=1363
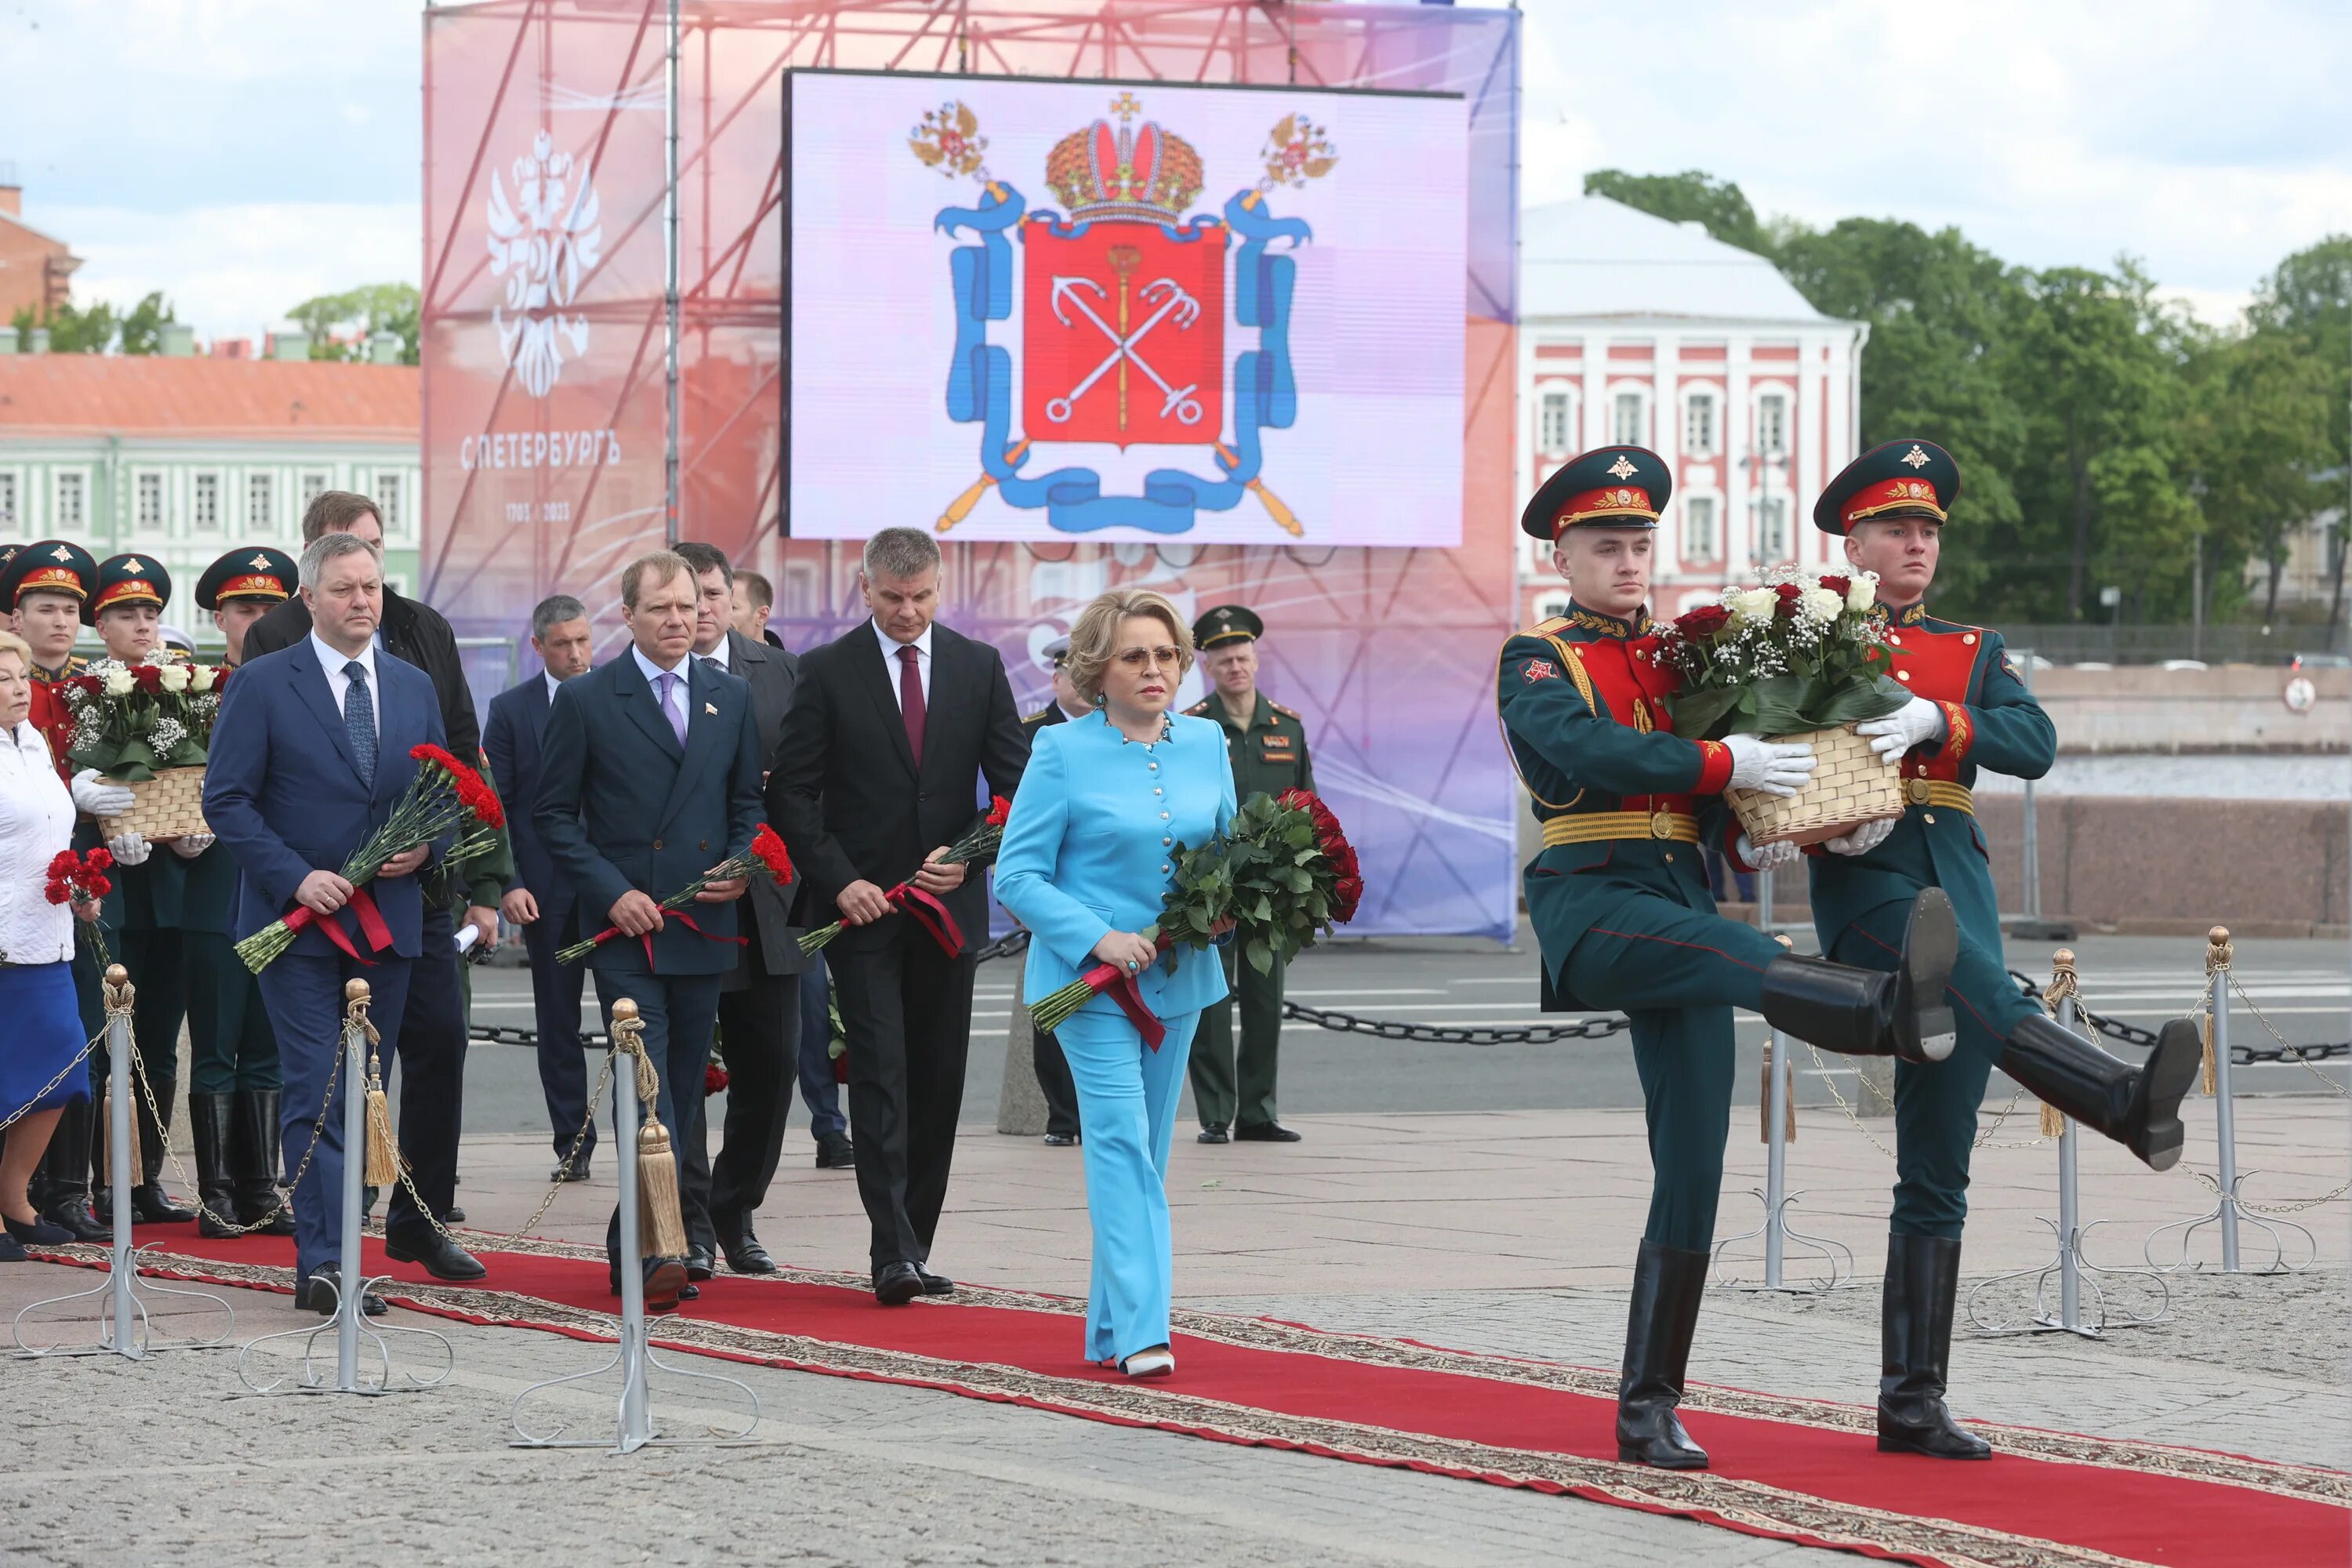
left=0, top=628, right=100, bottom=1260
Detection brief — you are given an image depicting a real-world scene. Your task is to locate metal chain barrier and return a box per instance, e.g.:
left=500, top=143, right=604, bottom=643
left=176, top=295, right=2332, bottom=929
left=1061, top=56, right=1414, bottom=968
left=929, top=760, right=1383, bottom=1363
left=1277, top=1000, right=1631, bottom=1047
left=125, top=1013, right=345, bottom=1240
left=2226, top=974, right=2351, bottom=1094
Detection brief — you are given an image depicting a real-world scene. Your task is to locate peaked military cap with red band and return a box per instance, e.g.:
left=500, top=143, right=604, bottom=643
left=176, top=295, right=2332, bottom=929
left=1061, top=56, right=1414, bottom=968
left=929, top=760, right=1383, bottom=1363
left=196, top=546, right=298, bottom=612
left=1519, top=445, right=1671, bottom=539
left=1814, top=438, right=1960, bottom=535
left=0, top=539, right=97, bottom=612
left=86, top=552, right=172, bottom=624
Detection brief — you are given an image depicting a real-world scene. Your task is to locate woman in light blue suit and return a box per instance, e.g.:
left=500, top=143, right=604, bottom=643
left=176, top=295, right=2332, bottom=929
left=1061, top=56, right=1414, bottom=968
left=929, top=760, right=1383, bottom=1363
left=994, top=589, right=1236, bottom=1379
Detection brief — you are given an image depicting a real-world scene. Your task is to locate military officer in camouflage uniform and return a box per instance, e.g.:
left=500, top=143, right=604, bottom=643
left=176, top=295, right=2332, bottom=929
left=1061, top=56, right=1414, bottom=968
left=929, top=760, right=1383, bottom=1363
left=1185, top=604, right=1312, bottom=1145
left=183, top=548, right=302, bottom=1237
left=1799, top=440, right=2201, bottom=1461
left=1501, top=446, right=1965, bottom=1472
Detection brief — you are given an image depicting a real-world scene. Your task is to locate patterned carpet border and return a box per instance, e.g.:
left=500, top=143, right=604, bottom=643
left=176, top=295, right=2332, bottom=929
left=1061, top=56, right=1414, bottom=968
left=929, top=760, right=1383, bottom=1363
left=31, top=1243, right=2157, bottom=1568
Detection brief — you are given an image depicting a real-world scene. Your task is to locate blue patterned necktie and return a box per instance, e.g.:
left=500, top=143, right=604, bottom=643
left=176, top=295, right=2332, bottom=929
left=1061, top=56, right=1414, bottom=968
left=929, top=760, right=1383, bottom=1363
left=343, top=660, right=377, bottom=791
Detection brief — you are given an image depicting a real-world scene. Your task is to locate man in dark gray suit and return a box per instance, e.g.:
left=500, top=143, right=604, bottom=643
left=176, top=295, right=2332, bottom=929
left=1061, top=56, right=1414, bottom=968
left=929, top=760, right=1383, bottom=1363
left=483, top=594, right=597, bottom=1180
left=672, top=543, right=808, bottom=1277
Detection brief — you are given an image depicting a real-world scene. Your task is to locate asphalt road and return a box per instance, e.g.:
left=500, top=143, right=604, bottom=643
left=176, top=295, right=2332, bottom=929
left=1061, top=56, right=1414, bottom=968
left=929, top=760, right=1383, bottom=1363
left=448, top=925, right=2350, bottom=1144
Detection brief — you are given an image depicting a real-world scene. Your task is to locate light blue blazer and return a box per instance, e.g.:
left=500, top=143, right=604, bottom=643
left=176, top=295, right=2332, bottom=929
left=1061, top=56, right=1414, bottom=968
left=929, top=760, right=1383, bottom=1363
left=995, top=711, right=1236, bottom=1022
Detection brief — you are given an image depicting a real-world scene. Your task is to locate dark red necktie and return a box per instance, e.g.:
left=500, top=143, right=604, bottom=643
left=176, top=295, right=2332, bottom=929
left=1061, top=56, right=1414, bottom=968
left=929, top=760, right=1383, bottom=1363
left=897, top=643, right=925, bottom=766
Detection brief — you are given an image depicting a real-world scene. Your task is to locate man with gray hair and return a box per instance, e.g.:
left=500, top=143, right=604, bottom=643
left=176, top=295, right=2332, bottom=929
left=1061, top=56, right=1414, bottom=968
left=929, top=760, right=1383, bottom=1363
left=485, top=592, right=599, bottom=1180
left=768, top=526, right=1029, bottom=1305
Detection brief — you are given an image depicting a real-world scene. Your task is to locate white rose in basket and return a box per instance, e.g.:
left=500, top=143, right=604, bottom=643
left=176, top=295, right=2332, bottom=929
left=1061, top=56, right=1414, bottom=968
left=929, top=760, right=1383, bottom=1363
left=156, top=662, right=191, bottom=694
left=1726, top=587, right=1778, bottom=626
left=1799, top=586, right=1842, bottom=625
left=190, top=665, right=217, bottom=695
left=103, top=667, right=135, bottom=698
left=1846, top=572, right=1879, bottom=613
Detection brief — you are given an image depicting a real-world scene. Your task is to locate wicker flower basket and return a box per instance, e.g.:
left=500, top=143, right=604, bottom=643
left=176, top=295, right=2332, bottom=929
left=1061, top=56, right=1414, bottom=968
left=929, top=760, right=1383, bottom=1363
left=96, top=767, right=211, bottom=843
left=1726, top=724, right=1902, bottom=848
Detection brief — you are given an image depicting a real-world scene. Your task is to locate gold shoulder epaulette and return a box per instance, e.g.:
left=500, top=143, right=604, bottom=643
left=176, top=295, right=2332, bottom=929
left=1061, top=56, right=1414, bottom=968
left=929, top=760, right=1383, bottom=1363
left=1183, top=699, right=1211, bottom=716
left=1523, top=615, right=1570, bottom=638
left=1270, top=702, right=1301, bottom=720
left=1022, top=706, right=1053, bottom=724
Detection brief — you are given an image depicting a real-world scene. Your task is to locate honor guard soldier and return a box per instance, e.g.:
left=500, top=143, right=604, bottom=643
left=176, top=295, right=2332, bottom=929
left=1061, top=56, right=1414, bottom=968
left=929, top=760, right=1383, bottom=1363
left=1185, top=604, right=1311, bottom=1144
left=1016, top=635, right=1087, bottom=1145
left=3, top=541, right=117, bottom=1240
left=1803, top=440, right=2201, bottom=1460
left=1501, top=446, right=1967, bottom=1472
left=179, top=548, right=303, bottom=1236
left=84, top=554, right=198, bottom=1223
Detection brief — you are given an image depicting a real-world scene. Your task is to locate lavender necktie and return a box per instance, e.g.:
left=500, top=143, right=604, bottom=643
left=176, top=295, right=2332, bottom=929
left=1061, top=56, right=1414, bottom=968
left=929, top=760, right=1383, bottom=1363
left=655, top=670, right=687, bottom=746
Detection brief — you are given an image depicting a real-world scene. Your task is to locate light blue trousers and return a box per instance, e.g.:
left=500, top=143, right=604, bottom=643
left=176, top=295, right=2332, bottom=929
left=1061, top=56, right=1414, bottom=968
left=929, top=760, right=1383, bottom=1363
left=1057, top=1002, right=1201, bottom=1364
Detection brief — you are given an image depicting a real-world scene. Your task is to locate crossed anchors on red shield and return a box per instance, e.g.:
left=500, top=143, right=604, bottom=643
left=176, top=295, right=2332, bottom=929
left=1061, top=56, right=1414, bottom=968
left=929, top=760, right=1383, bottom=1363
left=1041, top=266, right=1205, bottom=431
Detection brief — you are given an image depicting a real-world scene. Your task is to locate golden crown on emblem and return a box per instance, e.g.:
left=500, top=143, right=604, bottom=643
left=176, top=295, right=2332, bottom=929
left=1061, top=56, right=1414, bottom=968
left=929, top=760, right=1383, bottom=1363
left=1044, top=96, right=1206, bottom=223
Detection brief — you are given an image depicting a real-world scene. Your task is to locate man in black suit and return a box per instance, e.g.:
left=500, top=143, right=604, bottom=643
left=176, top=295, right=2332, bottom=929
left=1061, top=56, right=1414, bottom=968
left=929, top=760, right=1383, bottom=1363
left=241, top=492, right=487, bottom=1273
left=673, top=543, right=807, bottom=1278
left=535, top=550, right=765, bottom=1312
left=483, top=594, right=597, bottom=1181
left=768, top=527, right=1027, bottom=1305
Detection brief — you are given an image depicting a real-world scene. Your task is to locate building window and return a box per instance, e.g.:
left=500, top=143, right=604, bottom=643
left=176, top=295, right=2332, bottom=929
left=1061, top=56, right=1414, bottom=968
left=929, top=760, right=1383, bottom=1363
left=1685, top=496, right=1719, bottom=564
left=193, top=473, right=220, bottom=532
left=1757, top=495, right=1790, bottom=563
left=376, top=473, right=404, bottom=537
left=55, top=471, right=84, bottom=529
left=1755, top=390, right=1789, bottom=457
left=1612, top=390, right=1646, bottom=446
left=135, top=472, right=165, bottom=533
left=299, top=470, right=329, bottom=518
left=1537, top=596, right=1572, bottom=622
left=247, top=473, right=274, bottom=532
left=0, top=473, right=16, bottom=535
left=1537, top=390, right=1573, bottom=455
left=1683, top=392, right=1718, bottom=457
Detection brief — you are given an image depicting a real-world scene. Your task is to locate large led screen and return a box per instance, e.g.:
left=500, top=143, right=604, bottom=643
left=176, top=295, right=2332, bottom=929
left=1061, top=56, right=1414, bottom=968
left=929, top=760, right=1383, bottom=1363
left=786, top=70, right=1468, bottom=546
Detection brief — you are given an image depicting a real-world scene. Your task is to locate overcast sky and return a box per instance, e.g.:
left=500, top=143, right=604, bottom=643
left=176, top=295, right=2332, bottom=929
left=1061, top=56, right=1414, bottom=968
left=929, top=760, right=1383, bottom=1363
left=3, top=0, right=2345, bottom=340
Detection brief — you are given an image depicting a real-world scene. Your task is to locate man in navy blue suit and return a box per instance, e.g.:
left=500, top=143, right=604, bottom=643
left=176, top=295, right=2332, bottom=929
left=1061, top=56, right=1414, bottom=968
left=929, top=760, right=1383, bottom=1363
left=484, top=593, right=597, bottom=1181
left=203, top=533, right=474, bottom=1314
left=535, top=550, right=765, bottom=1312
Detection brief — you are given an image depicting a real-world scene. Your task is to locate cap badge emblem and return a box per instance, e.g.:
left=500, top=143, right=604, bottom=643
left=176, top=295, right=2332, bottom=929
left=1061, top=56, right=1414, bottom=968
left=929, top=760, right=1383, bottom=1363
left=49, top=545, right=73, bottom=562
left=249, top=553, right=274, bottom=569
left=1606, top=455, right=1638, bottom=480
left=122, top=558, right=144, bottom=572
left=1900, top=445, right=1930, bottom=470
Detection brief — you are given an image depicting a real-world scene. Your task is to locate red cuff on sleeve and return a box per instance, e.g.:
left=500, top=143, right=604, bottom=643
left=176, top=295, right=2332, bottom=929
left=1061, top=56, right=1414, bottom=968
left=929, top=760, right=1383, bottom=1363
left=1693, top=738, right=1734, bottom=796
left=1936, top=701, right=1973, bottom=764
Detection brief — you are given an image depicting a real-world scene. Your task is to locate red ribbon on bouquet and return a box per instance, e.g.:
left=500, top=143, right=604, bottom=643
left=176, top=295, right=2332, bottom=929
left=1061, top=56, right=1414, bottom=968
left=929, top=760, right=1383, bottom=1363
left=572, top=907, right=749, bottom=967
left=276, top=888, right=394, bottom=966
left=885, top=883, right=964, bottom=957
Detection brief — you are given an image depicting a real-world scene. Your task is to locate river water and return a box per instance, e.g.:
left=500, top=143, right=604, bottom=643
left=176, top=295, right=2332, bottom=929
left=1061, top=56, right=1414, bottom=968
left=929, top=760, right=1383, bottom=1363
left=1973, top=754, right=2350, bottom=800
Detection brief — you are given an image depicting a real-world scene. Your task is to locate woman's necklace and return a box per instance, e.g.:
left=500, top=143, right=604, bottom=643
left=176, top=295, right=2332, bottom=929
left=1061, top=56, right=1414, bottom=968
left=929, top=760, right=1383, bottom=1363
left=1104, top=708, right=1174, bottom=748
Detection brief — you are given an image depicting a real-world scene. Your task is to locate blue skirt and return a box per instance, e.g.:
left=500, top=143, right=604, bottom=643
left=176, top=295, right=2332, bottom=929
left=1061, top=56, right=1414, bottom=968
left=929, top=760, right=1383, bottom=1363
left=0, top=962, right=90, bottom=1123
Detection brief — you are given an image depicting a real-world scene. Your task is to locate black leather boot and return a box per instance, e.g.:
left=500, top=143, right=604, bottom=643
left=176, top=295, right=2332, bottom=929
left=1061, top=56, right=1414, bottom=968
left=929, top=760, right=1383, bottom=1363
left=130, top=1073, right=194, bottom=1223
left=1615, top=1240, right=1711, bottom=1469
left=1759, top=888, right=1958, bottom=1064
left=232, top=1090, right=296, bottom=1236
left=1878, top=1232, right=1991, bottom=1459
left=2002, top=1015, right=2200, bottom=1172
left=190, top=1094, right=240, bottom=1238
left=38, top=1102, right=107, bottom=1241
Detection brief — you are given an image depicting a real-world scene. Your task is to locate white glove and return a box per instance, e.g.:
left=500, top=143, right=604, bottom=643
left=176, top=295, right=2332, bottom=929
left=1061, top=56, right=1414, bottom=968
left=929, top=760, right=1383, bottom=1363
left=71, top=768, right=136, bottom=818
left=1823, top=815, right=1898, bottom=857
left=1854, top=696, right=1947, bottom=761
left=1733, top=832, right=1802, bottom=871
left=107, top=831, right=152, bottom=867
left=168, top=832, right=216, bottom=860
left=1724, top=735, right=1817, bottom=797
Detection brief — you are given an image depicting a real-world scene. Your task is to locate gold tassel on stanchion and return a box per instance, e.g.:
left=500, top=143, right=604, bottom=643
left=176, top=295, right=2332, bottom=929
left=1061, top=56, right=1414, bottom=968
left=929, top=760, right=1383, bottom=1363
left=2038, top=949, right=2077, bottom=1138
left=1759, top=1037, right=1796, bottom=1144
left=611, top=999, right=689, bottom=1259
left=98, top=966, right=144, bottom=1183
left=2201, top=925, right=2230, bottom=1097
left=344, top=985, right=401, bottom=1187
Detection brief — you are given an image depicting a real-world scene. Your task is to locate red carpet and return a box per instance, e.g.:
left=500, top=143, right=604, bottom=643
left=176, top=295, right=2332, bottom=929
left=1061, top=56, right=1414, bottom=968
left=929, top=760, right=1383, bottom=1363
left=41, top=1228, right=2350, bottom=1568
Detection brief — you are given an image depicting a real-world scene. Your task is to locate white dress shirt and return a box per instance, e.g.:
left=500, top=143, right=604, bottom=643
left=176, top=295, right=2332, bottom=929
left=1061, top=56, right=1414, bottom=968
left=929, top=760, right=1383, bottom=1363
left=631, top=643, right=691, bottom=735
left=698, top=633, right=731, bottom=672
left=872, top=619, right=933, bottom=710
left=0, top=721, right=77, bottom=965
left=310, top=631, right=380, bottom=739
left=543, top=670, right=565, bottom=705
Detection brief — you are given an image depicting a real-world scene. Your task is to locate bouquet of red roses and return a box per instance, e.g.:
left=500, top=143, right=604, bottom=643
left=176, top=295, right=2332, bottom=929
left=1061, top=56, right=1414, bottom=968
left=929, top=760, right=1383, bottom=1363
left=236, top=743, right=506, bottom=974
left=797, top=794, right=1011, bottom=957
left=559, top=824, right=795, bottom=966
left=44, top=846, right=114, bottom=969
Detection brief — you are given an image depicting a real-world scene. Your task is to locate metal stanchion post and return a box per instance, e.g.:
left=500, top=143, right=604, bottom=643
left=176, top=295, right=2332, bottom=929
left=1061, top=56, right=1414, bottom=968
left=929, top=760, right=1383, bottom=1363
left=1714, top=1023, right=1852, bottom=1293
left=2209, top=933, right=2241, bottom=1272
left=2053, top=996, right=2083, bottom=1329
left=16, top=966, right=232, bottom=1359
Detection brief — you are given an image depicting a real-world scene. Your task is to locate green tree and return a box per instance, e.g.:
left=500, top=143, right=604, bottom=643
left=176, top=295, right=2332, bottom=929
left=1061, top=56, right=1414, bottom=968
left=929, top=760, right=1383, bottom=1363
left=2249, top=236, right=2352, bottom=632
left=115, top=292, right=177, bottom=355
left=1581, top=169, right=1770, bottom=256
left=286, top=282, right=420, bottom=364
left=42, top=297, right=121, bottom=353
left=2175, top=325, right=2336, bottom=624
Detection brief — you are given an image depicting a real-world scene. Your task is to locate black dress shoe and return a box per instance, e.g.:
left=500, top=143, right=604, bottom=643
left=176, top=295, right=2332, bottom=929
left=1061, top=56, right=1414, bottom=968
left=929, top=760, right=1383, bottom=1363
left=684, top=1243, right=716, bottom=1282
left=383, top=1230, right=488, bottom=1282
left=1233, top=1122, right=1302, bottom=1143
left=914, top=1266, right=954, bottom=1296
left=442, top=1207, right=467, bottom=1225
left=130, top=1183, right=195, bottom=1223
left=3, top=1212, right=73, bottom=1247
left=608, top=1257, right=688, bottom=1312
left=814, top=1133, right=856, bottom=1170
left=550, top=1164, right=592, bottom=1183
left=873, top=1260, right=923, bottom=1306
left=303, top=1265, right=387, bottom=1317
left=1196, top=1123, right=1229, bottom=1145
left=42, top=1196, right=108, bottom=1243
left=1043, top=1131, right=1078, bottom=1147
left=714, top=1216, right=777, bottom=1275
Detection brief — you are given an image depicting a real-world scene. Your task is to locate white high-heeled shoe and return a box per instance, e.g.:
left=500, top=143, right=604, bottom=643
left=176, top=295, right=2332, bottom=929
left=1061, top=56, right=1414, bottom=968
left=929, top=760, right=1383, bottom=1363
left=1119, top=1345, right=1176, bottom=1378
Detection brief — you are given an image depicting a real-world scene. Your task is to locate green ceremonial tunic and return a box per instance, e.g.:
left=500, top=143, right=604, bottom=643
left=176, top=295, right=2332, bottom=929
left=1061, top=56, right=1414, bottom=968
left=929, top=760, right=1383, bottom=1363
left=1496, top=606, right=1783, bottom=1250
left=1184, top=689, right=1313, bottom=1132
left=1802, top=604, right=2056, bottom=1239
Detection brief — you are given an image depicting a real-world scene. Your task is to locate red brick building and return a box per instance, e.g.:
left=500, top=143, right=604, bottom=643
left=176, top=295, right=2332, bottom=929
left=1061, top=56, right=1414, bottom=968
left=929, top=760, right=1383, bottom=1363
left=0, top=168, right=81, bottom=326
